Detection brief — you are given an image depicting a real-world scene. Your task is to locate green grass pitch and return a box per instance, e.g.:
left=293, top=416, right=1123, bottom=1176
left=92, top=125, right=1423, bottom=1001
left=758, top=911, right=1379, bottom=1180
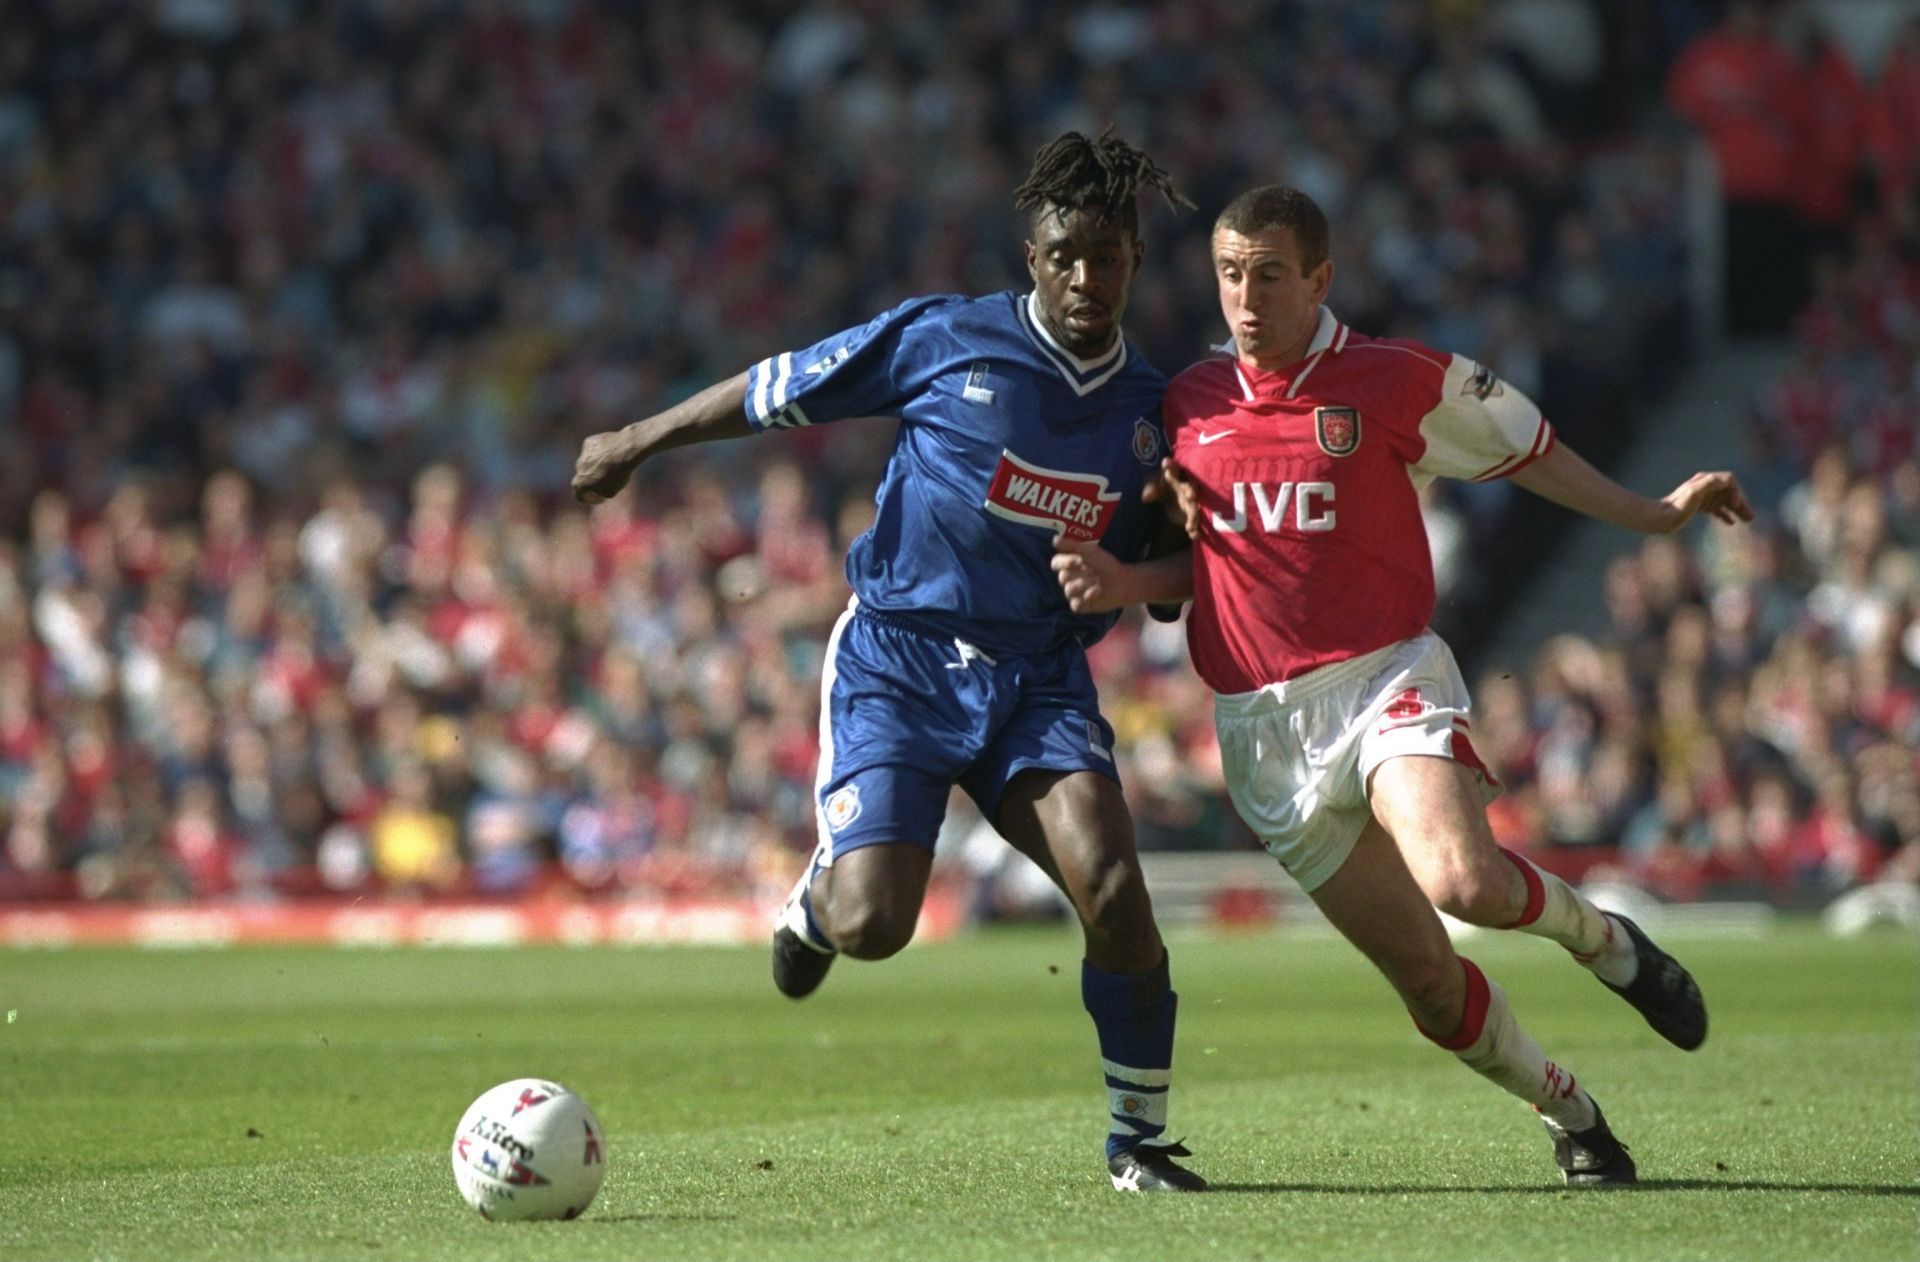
left=3, top=922, right=1914, bottom=1261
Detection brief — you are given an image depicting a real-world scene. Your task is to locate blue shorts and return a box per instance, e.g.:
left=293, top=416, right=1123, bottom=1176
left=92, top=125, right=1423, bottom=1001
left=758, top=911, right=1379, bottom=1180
left=813, top=603, right=1120, bottom=858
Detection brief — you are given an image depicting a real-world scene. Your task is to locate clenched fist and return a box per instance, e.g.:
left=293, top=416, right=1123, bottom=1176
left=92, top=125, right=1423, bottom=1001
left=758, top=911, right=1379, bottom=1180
left=572, top=431, right=640, bottom=505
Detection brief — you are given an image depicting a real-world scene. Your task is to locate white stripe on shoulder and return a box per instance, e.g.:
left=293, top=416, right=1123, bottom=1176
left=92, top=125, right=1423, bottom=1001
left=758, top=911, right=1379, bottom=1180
left=752, top=357, right=774, bottom=421
left=772, top=351, right=795, bottom=409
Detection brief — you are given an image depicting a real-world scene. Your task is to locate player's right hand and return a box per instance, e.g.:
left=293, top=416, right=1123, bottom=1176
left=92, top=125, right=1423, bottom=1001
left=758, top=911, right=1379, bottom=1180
left=1144, top=458, right=1202, bottom=539
left=1051, top=535, right=1128, bottom=615
left=571, top=432, right=639, bottom=505
left=1659, top=471, right=1754, bottom=532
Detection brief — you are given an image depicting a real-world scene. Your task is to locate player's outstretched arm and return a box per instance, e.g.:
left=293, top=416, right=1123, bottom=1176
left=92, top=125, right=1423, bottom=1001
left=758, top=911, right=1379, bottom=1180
left=1508, top=441, right=1754, bottom=535
left=572, top=371, right=754, bottom=504
left=1052, top=536, right=1194, bottom=615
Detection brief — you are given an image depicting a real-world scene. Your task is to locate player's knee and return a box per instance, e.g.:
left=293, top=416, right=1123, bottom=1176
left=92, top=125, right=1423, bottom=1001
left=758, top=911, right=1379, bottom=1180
left=830, top=900, right=918, bottom=960
left=1069, top=854, right=1145, bottom=934
left=1428, top=863, right=1520, bottom=928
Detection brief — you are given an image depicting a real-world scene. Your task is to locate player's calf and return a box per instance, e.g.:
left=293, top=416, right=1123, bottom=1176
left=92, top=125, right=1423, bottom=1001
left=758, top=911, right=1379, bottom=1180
left=1416, top=955, right=1628, bottom=1184
left=826, top=897, right=919, bottom=960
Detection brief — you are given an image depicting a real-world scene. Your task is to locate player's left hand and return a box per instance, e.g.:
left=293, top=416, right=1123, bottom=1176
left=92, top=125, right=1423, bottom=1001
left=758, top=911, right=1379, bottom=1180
left=1051, top=535, right=1129, bottom=615
left=1659, top=471, right=1754, bottom=532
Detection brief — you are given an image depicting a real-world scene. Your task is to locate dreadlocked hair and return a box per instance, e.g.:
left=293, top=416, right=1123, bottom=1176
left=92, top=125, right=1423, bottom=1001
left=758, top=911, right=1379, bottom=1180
left=1012, top=129, right=1192, bottom=234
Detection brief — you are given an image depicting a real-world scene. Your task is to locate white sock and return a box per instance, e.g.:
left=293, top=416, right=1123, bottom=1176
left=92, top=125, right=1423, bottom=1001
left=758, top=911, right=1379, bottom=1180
left=1420, top=957, right=1597, bottom=1133
left=1501, top=849, right=1637, bottom=987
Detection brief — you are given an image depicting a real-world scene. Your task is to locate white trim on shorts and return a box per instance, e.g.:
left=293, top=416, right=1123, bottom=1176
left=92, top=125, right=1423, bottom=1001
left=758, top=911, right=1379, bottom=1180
left=812, top=597, right=859, bottom=861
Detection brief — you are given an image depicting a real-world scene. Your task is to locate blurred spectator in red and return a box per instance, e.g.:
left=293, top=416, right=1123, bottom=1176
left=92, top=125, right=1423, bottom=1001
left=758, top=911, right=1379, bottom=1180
left=1786, top=24, right=1869, bottom=262
left=1866, top=18, right=1920, bottom=208
left=165, top=777, right=244, bottom=898
left=1666, top=0, right=1804, bottom=332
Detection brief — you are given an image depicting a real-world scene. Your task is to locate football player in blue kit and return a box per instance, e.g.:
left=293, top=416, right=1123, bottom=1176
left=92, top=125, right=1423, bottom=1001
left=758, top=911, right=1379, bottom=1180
left=572, top=131, right=1205, bottom=1192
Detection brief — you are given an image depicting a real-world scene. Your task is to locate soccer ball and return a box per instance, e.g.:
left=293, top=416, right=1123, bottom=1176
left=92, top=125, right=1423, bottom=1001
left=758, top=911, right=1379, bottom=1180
left=450, top=1078, right=607, bottom=1221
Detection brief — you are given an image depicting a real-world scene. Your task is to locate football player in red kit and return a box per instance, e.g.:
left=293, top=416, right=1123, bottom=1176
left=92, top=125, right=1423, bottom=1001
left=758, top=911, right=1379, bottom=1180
left=1054, top=185, right=1753, bottom=1186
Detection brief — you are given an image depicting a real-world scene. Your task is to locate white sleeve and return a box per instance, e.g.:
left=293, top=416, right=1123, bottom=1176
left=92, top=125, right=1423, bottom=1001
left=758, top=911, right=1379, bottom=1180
left=1410, top=355, right=1554, bottom=484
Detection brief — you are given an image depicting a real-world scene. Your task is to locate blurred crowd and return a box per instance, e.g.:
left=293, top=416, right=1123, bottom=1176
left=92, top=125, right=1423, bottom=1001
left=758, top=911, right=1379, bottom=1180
left=1474, top=198, right=1920, bottom=900
left=1667, top=1, right=1920, bottom=333
left=1455, top=1, right=1920, bottom=902
left=0, top=0, right=1904, bottom=909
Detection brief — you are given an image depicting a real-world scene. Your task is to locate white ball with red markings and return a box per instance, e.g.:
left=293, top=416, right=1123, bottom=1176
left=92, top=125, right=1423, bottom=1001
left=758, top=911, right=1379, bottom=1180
left=451, top=1078, right=607, bottom=1221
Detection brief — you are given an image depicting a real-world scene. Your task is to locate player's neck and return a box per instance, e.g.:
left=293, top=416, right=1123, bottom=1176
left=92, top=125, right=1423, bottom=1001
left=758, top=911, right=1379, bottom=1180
left=1063, top=328, right=1119, bottom=360
left=1239, top=327, right=1316, bottom=375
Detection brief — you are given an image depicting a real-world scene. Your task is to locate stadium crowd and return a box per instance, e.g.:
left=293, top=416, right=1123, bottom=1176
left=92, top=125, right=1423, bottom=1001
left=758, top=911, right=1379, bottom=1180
left=0, top=1, right=1910, bottom=909
left=1480, top=5, right=1920, bottom=901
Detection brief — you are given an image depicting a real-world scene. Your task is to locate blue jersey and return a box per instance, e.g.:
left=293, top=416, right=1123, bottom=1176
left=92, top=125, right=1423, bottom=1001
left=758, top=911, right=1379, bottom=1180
left=743, top=291, right=1169, bottom=657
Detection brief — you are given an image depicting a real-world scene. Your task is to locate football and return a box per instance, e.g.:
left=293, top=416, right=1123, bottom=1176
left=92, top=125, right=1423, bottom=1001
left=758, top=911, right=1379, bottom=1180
left=450, top=1078, right=608, bottom=1221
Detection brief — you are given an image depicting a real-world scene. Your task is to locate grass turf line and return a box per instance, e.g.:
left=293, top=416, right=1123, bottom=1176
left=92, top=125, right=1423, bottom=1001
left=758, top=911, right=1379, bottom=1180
left=2, top=923, right=1914, bottom=1261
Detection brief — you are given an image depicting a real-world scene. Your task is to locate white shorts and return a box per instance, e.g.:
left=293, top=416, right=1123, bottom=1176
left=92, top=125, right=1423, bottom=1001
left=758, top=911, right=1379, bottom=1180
left=1212, top=631, right=1501, bottom=893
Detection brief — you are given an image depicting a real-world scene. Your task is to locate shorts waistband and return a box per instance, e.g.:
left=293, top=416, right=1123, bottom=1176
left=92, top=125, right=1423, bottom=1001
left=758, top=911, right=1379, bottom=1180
left=856, top=599, right=952, bottom=641
left=851, top=599, right=1013, bottom=660
left=1212, top=634, right=1426, bottom=715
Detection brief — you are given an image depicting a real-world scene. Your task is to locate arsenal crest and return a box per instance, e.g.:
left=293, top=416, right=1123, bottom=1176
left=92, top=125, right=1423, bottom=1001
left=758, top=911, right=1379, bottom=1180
left=1315, top=406, right=1361, bottom=457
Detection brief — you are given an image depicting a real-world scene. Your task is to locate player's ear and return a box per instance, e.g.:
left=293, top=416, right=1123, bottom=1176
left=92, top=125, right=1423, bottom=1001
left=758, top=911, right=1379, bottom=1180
left=1309, top=258, right=1334, bottom=304
left=1023, top=239, right=1038, bottom=280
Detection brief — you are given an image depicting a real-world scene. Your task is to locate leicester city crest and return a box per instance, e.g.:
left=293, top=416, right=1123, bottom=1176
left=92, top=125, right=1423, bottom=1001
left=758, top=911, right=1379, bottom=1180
left=1132, top=416, right=1161, bottom=465
left=824, top=785, right=862, bottom=832
left=1315, top=406, right=1361, bottom=457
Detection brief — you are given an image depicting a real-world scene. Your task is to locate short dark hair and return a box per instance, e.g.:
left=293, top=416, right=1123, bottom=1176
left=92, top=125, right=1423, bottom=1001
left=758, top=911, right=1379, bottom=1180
left=1014, top=129, right=1191, bottom=236
left=1215, top=185, right=1330, bottom=273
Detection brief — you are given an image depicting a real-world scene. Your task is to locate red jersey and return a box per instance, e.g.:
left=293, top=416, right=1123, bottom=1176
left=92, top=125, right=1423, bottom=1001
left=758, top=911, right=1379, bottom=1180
left=1167, top=308, right=1554, bottom=693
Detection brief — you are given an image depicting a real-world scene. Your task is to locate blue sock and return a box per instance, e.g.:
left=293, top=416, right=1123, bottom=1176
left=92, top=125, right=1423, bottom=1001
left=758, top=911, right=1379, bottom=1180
left=1082, top=953, right=1176, bottom=1159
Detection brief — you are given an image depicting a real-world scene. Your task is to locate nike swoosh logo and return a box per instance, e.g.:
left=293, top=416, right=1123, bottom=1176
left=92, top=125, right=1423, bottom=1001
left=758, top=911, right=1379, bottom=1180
left=1196, top=429, right=1236, bottom=445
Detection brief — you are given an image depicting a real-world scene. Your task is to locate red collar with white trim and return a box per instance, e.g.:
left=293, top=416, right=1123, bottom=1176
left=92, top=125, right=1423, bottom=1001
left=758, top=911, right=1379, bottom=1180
left=1230, top=307, right=1348, bottom=401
